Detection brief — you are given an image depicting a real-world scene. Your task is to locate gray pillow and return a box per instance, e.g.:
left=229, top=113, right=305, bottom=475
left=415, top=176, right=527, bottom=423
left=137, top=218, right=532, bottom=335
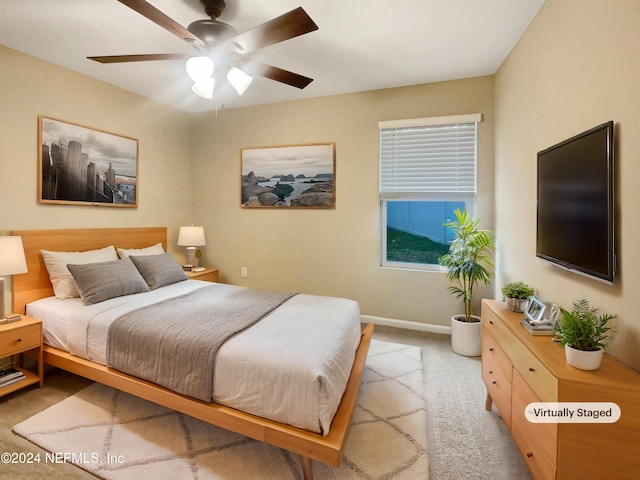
left=67, top=257, right=150, bottom=305
left=129, top=253, right=188, bottom=290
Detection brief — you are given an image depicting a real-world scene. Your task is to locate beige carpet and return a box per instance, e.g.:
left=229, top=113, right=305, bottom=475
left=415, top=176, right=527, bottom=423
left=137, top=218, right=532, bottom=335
left=12, top=339, right=427, bottom=479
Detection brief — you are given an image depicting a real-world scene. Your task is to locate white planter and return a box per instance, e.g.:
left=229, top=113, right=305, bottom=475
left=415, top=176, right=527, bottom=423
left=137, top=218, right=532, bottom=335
left=564, top=344, right=603, bottom=370
left=451, top=315, right=482, bottom=357
left=505, top=297, right=529, bottom=313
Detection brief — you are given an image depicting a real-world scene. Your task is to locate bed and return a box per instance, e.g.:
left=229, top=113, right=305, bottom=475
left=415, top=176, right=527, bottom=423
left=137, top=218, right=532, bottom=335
left=12, top=227, right=373, bottom=480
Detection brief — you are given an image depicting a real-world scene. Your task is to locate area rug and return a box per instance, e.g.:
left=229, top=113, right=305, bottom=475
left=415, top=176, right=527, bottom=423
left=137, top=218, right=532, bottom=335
left=13, top=339, right=427, bottom=479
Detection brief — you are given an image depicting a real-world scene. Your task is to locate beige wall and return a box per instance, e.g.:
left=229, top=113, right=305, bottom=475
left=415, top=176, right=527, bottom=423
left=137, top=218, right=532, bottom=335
left=494, top=0, right=640, bottom=370
left=0, top=45, right=193, bottom=246
left=191, top=77, right=495, bottom=327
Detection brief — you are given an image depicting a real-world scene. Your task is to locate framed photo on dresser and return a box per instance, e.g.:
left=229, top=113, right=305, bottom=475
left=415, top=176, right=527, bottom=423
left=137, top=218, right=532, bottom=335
left=524, top=295, right=546, bottom=323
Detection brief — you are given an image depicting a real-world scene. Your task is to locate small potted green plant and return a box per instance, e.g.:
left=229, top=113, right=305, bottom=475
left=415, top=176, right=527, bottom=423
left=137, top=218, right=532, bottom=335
left=554, top=299, right=615, bottom=370
left=439, top=209, right=495, bottom=356
left=501, top=281, right=535, bottom=312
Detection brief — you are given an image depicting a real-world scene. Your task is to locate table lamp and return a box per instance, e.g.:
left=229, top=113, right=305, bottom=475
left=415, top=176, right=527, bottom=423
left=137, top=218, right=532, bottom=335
left=177, top=226, right=206, bottom=269
left=0, top=236, right=28, bottom=320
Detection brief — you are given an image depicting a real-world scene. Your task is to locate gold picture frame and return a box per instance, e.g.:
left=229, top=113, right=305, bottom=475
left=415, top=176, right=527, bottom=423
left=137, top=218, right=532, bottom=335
left=38, top=115, right=139, bottom=207
left=241, top=143, right=336, bottom=208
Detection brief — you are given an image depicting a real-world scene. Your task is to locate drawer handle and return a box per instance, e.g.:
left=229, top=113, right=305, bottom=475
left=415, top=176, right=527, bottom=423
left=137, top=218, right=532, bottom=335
left=16, top=338, right=22, bottom=343
left=489, top=370, right=493, bottom=374
left=492, top=381, right=497, bottom=385
left=529, top=367, right=535, bottom=372
left=489, top=348, right=494, bottom=352
left=489, top=320, right=494, bottom=324
left=526, top=452, right=533, bottom=458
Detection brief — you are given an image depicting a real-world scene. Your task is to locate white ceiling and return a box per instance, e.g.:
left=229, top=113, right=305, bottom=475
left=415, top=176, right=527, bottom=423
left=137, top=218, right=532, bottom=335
left=0, top=0, right=545, bottom=113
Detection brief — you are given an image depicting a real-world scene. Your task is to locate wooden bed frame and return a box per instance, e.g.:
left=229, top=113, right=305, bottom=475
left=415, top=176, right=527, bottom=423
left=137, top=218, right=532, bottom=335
left=12, top=227, right=373, bottom=480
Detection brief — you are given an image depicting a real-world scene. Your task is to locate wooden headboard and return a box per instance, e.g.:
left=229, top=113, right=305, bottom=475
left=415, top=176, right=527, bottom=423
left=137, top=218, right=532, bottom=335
left=11, top=227, right=167, bottom=314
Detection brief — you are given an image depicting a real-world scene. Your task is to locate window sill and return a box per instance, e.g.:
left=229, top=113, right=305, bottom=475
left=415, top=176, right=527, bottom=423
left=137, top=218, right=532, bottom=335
left=380, top=263, right=446, bottom=273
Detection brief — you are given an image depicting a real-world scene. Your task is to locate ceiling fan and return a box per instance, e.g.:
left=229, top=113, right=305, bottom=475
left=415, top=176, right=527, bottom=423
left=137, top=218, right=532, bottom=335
left=88, top=0, right=318, bottom=99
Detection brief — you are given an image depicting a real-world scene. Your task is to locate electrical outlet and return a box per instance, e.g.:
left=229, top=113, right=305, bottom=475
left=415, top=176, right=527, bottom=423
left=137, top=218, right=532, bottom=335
left=241, top=266, right=248, bottom=278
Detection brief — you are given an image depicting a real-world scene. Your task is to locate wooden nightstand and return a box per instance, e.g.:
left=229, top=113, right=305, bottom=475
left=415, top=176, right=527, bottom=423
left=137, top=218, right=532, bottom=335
left=0, top=315, right=44, bottom=397
left=186, top=267, right=219, bottom=282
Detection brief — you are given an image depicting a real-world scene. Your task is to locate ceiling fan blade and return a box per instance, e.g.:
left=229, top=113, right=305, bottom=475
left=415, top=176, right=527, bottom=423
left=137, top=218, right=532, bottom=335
left=238, top=60, right=313, bottom=89
left=88, top=53, right=192, bottom=64
left=117, top=0, right=203, bottom=46
left=228, top=7, right=318, bottom=54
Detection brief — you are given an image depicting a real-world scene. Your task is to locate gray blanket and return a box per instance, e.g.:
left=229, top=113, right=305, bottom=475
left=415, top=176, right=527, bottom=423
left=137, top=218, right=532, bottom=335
left=106, top=284, right=294, bottom=402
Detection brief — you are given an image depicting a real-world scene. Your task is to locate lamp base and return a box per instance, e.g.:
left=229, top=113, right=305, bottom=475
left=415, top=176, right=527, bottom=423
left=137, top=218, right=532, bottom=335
left=0, top=277, right=5, bottom=319
left=186, top=247, right=196, bottom=266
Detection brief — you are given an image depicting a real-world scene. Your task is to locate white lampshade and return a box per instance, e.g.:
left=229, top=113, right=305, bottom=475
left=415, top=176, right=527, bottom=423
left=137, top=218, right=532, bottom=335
left=178, top=226, right=206, bottom=247
left=0, top=236, right=28, bottom=276
left=191, top=78, right=215, bottom=99
left=0, top=236, right=28, bottom=317
left=186, top=56, right=214, bottom=82
left=227, top=67, right=253, bottom=95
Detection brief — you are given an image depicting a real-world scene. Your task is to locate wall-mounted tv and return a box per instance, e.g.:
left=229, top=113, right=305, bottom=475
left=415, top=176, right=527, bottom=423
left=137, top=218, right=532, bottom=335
left=536, top=121, right=615, bottom=284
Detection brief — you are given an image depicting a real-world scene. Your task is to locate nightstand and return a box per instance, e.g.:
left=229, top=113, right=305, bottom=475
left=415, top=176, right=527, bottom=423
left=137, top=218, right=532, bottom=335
left=186, top=267, right=219, bottom=282
left=0, top=315, right=43, bottom=397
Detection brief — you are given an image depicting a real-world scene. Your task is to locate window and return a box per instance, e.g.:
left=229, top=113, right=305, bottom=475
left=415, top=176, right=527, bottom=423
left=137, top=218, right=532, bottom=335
left=379, top=113, right=481, bottom=269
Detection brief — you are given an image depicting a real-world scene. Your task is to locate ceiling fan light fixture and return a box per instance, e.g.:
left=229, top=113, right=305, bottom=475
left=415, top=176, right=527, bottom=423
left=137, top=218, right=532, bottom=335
left=227, top=67, right=253, bottom=95
left=186, top=56, right=214, bottom=82
left=91, top=5, right=318, bottom=101
left=192, top=77, right=215, bottom=99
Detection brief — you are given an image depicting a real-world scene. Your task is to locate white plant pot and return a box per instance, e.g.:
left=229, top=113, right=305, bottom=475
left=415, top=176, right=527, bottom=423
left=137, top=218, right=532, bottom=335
left=505, top=297, right=529, bottom=313
left=564, top=344, right=603, bottom=371
left=451, top=315, right=482, bottom=357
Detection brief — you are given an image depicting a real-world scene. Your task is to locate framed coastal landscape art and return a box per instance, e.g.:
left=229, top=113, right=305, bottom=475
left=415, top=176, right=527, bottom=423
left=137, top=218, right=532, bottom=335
left=38, top=115, right=139, bottom=207
left=241, top=143, right=336, bottom=208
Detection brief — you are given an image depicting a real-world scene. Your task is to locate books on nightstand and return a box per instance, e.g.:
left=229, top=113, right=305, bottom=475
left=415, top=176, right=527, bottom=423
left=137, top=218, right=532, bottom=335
left=0, top=368, right=26, bottom=388
left=520, top=317, right=554, bottom=336
left=0, top=313, right=21, bottom=324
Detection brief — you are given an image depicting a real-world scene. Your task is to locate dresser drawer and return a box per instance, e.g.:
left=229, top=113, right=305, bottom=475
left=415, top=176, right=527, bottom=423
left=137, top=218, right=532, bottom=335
left=512, top=369, right=557, bottom=480
left=197, top=271, right=218, bottom=282
left=482, top=353, right=512, bottom=428
left=0, top=323, right=41, bottom=357
left=512, top=410, right=557, bottom=480
left=511, top=340, right=558, bottom=402
left=512, top=370, right=557, bottom=467
left=186, top=269, right=219, bottom=282
left=482, top=305, right=515, bottom=354
left=483, top=329, right=512, bottom=380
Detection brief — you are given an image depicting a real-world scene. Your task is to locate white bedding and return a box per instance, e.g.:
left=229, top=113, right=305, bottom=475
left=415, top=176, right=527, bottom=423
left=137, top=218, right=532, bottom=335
left=27, top=280, right=361, bottom=434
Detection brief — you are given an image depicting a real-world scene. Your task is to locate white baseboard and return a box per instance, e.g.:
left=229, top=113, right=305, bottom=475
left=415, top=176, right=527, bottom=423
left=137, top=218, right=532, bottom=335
left=361, top=314, right=451, bottom=335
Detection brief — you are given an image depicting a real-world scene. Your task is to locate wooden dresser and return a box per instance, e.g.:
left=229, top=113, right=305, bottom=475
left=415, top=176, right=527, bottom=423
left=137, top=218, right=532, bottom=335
left=481, top=299, right=640, bottom=480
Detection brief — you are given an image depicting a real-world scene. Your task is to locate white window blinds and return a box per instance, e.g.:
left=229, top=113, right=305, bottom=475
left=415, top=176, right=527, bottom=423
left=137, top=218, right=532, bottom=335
left=379, top=113, right=481, bottom=200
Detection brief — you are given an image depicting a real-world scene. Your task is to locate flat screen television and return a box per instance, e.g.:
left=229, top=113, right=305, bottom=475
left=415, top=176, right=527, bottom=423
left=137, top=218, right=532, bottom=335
left=536, top=121, right=615, bottom=284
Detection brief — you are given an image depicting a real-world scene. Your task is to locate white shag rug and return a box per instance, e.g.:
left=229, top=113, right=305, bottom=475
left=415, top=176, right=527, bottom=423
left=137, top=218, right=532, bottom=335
left=13, top=339, right=427, bottom=479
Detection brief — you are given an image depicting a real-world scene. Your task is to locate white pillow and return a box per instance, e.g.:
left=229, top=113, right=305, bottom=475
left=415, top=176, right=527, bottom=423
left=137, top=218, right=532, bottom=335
left=41, top=245, right=118, bottom=299
left=117, top=242, right=165, bottom=258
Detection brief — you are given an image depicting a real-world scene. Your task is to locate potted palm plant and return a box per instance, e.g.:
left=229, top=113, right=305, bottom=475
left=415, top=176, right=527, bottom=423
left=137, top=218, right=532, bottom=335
left=554, top=299, right=615, bottom=370
left=501, top=281, right=535, bottom=312
left=439, top=209, right=495, bottom=356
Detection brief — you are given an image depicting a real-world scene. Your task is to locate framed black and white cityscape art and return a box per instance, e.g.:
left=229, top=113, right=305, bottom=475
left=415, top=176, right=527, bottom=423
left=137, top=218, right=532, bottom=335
left=241, top=143, right=336, bottom=208
left=38, top=116, right=138, bottom=207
